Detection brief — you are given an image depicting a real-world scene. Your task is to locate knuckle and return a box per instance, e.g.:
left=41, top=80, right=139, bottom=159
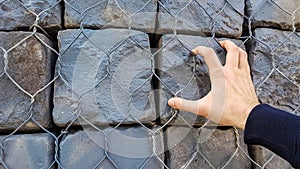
left=223, top=40, right=234, bottom=47
left=204, top=47, right=215, bottom=55
left=223, top=67, right=232, bottom=75
left=229, top=45, right=239, bottom=52
left=224, top=66, right=238, bottom=75
left=224, top=40, right=232, bottom=44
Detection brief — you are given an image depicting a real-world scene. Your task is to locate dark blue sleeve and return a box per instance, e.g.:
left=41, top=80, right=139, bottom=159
left=244, top=104, right=300, bottom=168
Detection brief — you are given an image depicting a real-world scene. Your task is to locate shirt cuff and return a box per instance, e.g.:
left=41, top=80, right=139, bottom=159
left=244, top=104, right=300, bottom=168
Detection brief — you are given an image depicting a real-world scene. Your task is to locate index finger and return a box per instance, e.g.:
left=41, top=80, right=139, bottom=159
left=219, top=40, right=240, bottom=68
left=192, top=46, right=223, bottom=73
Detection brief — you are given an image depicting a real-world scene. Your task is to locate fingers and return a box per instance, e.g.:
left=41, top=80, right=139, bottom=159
left=239, top=48, right=250, bottom=71
left=220, top=40, right=240, bottom=68
left=192, top=46, right=222, bottom=73
left=168, top=97, right=201, bottom=115
left=191, top=40, right=249, bottom=72
left=220, top=40, right=249, bottom=70
left=239, top=49, right=250, bottom=71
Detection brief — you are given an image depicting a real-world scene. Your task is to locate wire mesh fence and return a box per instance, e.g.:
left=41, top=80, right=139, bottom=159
left=0, top=0, right=299, bottom=168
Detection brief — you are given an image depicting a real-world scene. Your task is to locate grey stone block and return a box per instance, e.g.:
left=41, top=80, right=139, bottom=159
left=249, top=145, right=293, bottom=169
left=0, top=0, right=61, bottom=32
left=64, top=0, right=157, bottom=33
left=160, top=34, right=244, bottom=126
left=165, top=127, right=251, bottom=169
left=53, top=29, right=155, bottom=127
left=157, top=0, right=244, bottom=38
left=0, top=133, right=54, bottom=169
left=246, top=0, right=300, bottom=31
left=0, top=32, right=54, bottom=131
left=59, top=126, right=164, bottom=169
left=250, top=28, right=299, bottom=113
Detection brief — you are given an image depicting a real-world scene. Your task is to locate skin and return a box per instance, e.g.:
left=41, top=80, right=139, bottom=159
left=168, top=40, right=260, bottom=130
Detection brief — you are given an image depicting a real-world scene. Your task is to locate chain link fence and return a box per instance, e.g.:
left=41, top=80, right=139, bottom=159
left=0, top=0, right=299, bottom=168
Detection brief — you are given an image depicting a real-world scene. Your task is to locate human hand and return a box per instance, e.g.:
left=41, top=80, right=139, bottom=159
left=168, top=40, right=259, bottom=130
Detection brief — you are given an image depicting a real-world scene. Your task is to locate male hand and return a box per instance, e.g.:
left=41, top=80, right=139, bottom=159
left=168, top=40, right=259, bottom=130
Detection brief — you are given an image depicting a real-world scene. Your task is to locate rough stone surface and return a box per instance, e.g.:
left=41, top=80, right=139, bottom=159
left=249, top=145, right=293, bottom=169
left=249, top=28, right=299, bottom=167
left=0, top=133, right=54, bottom=169
left=59, top=126, right=164, bottom=169
left=0, top=32, right=54, bottom=131
left=64, top=0, right=157, bottom=33
left=157, top=0, right=244, bottom=38
left=247, top=0, right=300, bottom=31
left=166, top=127, right=251, bottom=169
left=250, top=28, right=299, bottom=113
left=0, top=0, right=61, bottom=32
left=160, top=34, right=244, bottom=126
left=53, top=29, right=155, bottom=127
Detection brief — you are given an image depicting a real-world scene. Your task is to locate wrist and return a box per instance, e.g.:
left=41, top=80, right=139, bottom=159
left=238, top=102, right=260, bottom=130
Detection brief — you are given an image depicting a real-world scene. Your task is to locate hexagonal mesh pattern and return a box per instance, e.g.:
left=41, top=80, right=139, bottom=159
left=0, top=0, right=299, bottom=168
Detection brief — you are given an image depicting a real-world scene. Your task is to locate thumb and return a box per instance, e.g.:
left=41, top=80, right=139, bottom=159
left=168, top=97, right=202, bottom=115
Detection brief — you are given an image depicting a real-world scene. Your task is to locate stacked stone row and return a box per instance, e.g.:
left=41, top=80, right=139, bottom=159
left=0, top=0, right=298, bottom=168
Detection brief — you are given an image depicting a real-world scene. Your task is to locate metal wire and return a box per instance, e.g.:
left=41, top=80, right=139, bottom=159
left=0, top=0, right=299, bottom=168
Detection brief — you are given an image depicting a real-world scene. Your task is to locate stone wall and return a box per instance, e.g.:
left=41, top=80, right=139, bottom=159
left=0, top=0, right=299, bottom=168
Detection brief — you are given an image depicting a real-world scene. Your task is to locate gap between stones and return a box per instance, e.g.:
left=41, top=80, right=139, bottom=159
left=243, top=0, right=260, bottom=168
left=0, top=1, right=266, bottom=168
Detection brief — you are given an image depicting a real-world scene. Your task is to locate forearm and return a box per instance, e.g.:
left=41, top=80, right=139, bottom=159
left=244, top=104, right=300, bottom=168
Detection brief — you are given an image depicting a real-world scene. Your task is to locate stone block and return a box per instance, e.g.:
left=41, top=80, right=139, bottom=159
left=53, top=29, right=155, bottom=127
left=0, top=0, right=61, bottom=32
left=59, top=126, right=164, bottom=169
left=0, top=32, right=54, bottom=131
left=0, top=133, right=54, bottom=169
left=246, top=0, right=300, bottom=31
left=165, top=127, right=251, bottom=168
left=250, top=28, right=299, bottom=113
left=157, top=0, right=244, bottom=38
left=159, top=34, right=244, bottom=126
left=249, top=145, right=293, bottom=169
left=64, top=0, right=157, bottom=33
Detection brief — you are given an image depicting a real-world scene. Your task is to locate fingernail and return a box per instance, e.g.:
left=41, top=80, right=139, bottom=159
left=168, top=98, right=175, bottom=107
